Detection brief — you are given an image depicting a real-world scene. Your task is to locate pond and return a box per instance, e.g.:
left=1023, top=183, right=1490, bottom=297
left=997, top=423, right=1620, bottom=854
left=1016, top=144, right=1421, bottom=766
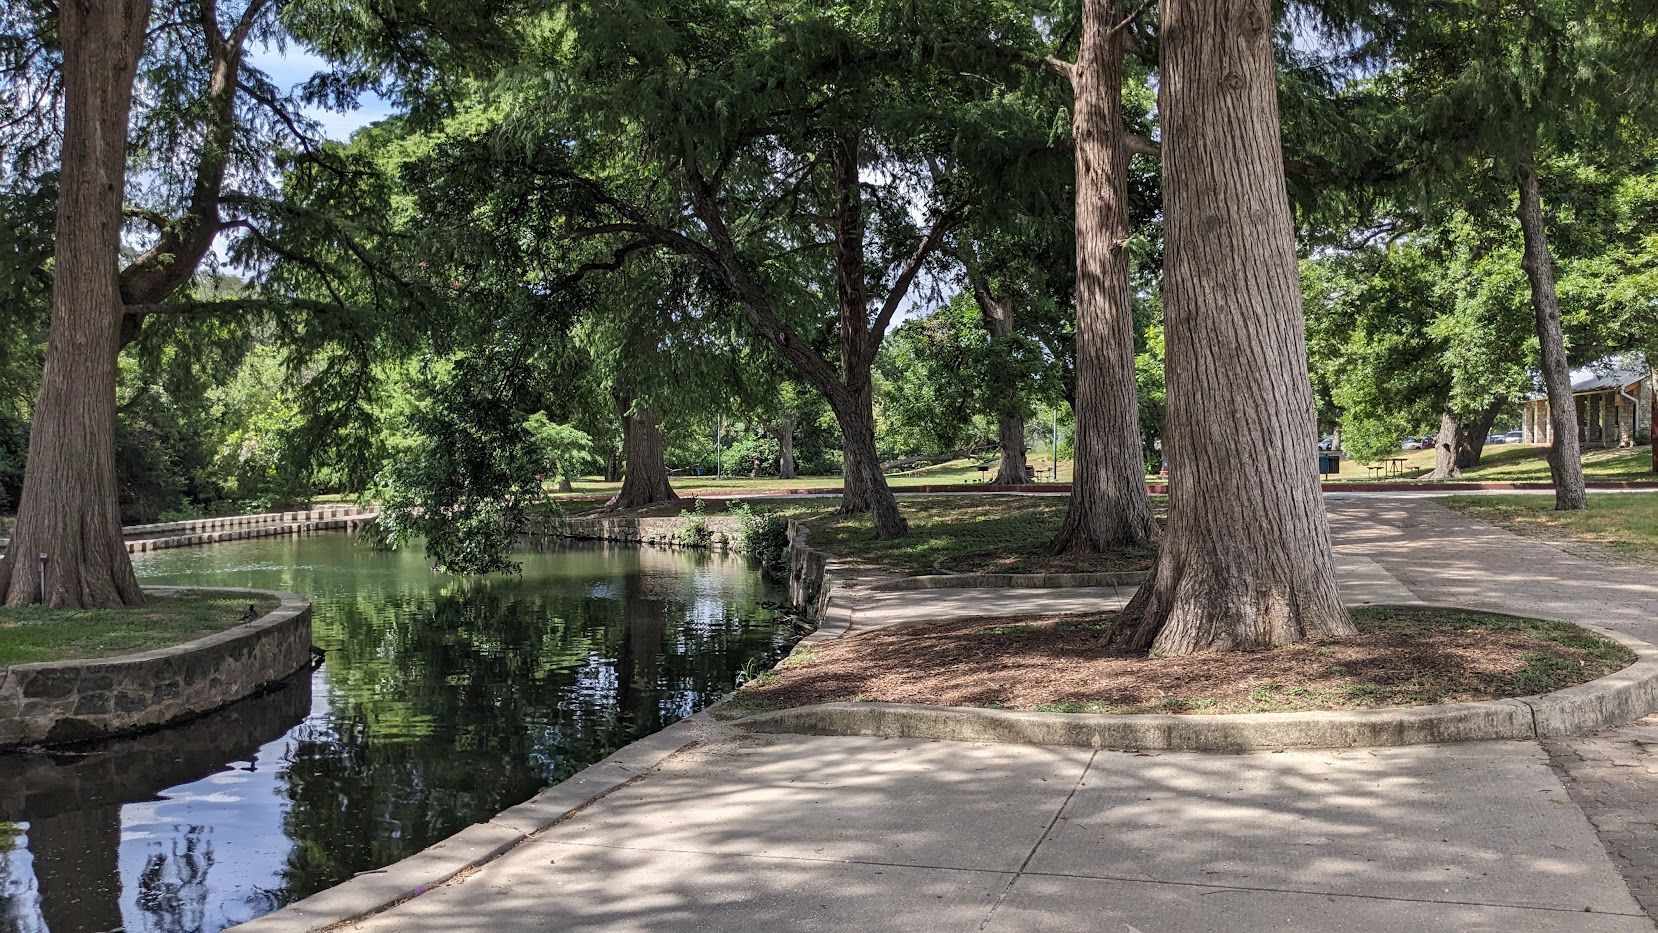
left=0, top=534, right=791, bottom=932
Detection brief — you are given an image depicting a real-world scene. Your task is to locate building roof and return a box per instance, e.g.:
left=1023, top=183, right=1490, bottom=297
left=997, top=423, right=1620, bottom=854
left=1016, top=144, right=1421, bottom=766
left=1571, top=368, right=1648, bottom=394
left=1528, top=361, right=1650, bottom=401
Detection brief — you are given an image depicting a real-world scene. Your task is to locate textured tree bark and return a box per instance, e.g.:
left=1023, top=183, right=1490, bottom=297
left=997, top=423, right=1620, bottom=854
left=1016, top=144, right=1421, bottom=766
left=1516, top=157, right=1588, bottom=511
left=1430, top=410, right=1463, bottom=479
left=830, top=386, right=908, bottom=536
left=969, top=285, right=1032, bottom=486
left=773, top=420, right=797, bottom=479
left=1110, top=0, right=1353, bottom=655
left=117, top=0, right=268, bottom=348
left=1049, top=0, right=1160, bottom=555
left=1651, top=374, right=1657, bottom=474
left=557, top=475, right=574, bottom=493
left=993, top=414, right=1030, bottom=485
left=1460, top=399, right=1504, bottom=468
left=605, top=396, right=677, bottom=511
left=0, top=0, right=151, bottom=608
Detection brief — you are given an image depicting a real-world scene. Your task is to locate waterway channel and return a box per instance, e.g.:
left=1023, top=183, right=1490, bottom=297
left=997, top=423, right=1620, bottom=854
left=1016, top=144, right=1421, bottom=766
left=0, top=534, right=790, bottom=931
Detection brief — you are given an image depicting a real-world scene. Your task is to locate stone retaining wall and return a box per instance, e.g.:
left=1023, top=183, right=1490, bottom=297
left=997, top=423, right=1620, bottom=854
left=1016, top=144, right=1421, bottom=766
left=0, top=587, right=313, bottom=749
left=2, top=506, right=378, bottom=555
left=521, top=514, right=745, bottom=552
left=123, top=505, right=376, bottom=540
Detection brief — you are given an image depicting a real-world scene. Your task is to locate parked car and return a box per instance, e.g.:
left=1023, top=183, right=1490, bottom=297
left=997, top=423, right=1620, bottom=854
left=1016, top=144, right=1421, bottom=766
left=1486, top=433, right=1506, bottom=445
left=1400, top=438, right=1424, bottom=450
left=1318, top=435, right=1338, bottom=451
left=1501, top=430, right=1524, bottom=443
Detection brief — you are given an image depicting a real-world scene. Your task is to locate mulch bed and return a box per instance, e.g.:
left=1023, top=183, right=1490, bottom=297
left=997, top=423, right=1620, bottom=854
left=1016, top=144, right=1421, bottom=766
left=739, top=606, right=1634, bottom=715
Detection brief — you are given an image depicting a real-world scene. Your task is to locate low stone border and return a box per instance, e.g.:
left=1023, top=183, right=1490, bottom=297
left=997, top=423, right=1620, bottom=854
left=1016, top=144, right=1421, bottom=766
left=232, top=710, right=709, bottom=932
left=3, top=507, right=379, bottom=555
left=0, top=587, right=313, bottom=749
left=521, top=514, right=743, bottom=552
left=733, top=604, right=1658, bottom=752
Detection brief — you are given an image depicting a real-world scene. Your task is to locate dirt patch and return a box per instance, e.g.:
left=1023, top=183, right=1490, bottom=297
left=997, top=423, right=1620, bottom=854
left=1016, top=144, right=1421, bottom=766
left=738, top=606, right=1635, bottom=715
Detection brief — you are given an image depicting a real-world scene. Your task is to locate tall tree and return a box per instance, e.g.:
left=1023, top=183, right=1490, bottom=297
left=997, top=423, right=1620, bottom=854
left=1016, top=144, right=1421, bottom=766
left=1046, top=0, right=1161, bottom=553
left=1109, top=0, right=1353, bottom=654
left=0, top=0, right=152, bottom=606
left=1358, top=1, right=1658, bottom=508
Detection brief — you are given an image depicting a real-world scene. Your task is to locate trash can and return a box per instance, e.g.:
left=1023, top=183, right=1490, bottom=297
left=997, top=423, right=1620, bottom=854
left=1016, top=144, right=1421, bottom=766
left=1317, top=453, right=1340, bottom=477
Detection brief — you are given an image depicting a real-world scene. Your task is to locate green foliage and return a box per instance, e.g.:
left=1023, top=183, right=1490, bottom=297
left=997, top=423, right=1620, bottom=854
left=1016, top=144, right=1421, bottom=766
left=371, top=351, right=560, bottom=574
left=733, top=504, right=790, bottom=571
left=523, top=412, right=598, bottom=486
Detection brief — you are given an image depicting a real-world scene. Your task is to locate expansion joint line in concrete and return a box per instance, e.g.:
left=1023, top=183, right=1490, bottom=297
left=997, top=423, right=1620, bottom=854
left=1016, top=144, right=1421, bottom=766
left=978, top=748, right=1099, bottom=930
left=317, top=740, right=706, bottom=932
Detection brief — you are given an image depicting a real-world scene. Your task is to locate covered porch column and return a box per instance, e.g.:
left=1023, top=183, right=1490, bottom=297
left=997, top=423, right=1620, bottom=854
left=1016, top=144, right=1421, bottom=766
left=1617, top=391, right=1636, bottom=447
left=1522, top=403, right=1536, bottom=444
left=1578, top=396, right=1591, bottom=443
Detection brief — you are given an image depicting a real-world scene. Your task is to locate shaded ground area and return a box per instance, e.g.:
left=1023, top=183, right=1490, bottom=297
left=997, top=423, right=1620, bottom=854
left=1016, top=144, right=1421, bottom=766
left=737, top=606, right=1632, bottom=715
left=563, top=493, right=1160, bottom=575
left=1441, top=492, right=1658, bottom=564
left=787, top=495, right=1159, bottom=575
left=0, top=591, right=278, bottom=666
left=554, top=456, right=1077, bottom=500
left=1328, top=443, right=1656, bottom=483
left=345, top=730, right=1648, bottom=932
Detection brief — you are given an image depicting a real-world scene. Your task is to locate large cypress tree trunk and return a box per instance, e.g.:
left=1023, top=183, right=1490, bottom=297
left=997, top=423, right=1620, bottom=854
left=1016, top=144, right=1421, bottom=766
left=971, top=286, right=1032, bottom=486
left=1460, top=399, right=1504, bottom=468
left=1516, top=157, right=1588, bottom=511
left=0, top=0, right=150, bottom=608
left=1110, top=0, right=1353, bottom=655
left=605, top=396, right=677, bottom=511
left=1430, top=410, right=1463, bottom=479
left=830, top=385, right=907, bottom=537
left=992, top=414, right=1029, bottom=485
left=774, top=420, right=797, bottom=479
left=1049, top=0, right=1160, bottom=555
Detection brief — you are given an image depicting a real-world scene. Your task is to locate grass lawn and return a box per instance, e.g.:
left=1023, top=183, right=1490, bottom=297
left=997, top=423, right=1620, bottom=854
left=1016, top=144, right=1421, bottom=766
left=1440, top=491, right=1658, bottom=561
left=776, top=494, right=1159, bottom=575
left=564, top=493, right=1155, bottom=574
left=0, top=592, right=280, bottom=668
left=732, top=605, right=1632, bottom=715
left=554, top=455, right=1076, bottom=500
left=1329, top=442, right=1656, bottom=483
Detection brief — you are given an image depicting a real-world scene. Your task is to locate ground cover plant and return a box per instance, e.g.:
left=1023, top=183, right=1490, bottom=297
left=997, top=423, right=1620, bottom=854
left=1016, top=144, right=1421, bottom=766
left=735, top=606, right=1633, bottom=714
left=1441, top=492, right=1658, bottom=562
left=0, top=592, right=280, bottom=667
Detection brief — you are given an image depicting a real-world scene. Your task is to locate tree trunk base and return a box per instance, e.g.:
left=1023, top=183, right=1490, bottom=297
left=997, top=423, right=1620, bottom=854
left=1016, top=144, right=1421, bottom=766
left=1108, top=552, right=1352, bottom=656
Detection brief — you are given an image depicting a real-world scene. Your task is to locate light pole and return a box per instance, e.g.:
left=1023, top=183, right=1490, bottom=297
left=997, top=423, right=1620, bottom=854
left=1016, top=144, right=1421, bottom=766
left=1051, top=412, right=1059, bottom=481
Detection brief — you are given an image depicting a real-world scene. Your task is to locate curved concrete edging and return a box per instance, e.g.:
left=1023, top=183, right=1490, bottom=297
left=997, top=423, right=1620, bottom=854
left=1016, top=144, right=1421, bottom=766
left=230, top=710, right=711, bottom=932
left=734, top=604, right=1658, bottom=752
left=0, top=586, right=312, bottom=749
left=868, top=570, right=1149, bottom=591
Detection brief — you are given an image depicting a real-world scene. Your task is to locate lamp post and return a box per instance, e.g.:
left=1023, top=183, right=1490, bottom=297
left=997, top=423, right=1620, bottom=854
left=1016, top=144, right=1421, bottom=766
left=1051, top=412, right=1059, bottom=482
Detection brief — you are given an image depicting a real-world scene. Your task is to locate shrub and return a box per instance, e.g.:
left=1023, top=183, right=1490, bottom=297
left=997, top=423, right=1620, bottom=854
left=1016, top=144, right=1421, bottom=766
left=734, top=505, right=790, bottom=571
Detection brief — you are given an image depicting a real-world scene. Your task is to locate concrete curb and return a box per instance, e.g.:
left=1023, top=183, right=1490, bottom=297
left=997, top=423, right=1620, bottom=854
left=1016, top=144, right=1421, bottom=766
left=734, top=606, right=1658, bottom=752
left=868, top=570, right=1149, bottom=591
left=230, top=713, right=710, bottom=931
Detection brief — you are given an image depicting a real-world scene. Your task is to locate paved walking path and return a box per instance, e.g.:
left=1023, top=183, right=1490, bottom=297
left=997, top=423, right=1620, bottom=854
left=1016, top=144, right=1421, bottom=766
left=334, top=495, right=1658, bottom=932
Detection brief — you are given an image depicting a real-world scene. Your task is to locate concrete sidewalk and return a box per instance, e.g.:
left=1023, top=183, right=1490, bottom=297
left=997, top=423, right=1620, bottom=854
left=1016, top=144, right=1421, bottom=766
left=348, top=730, right=1647, bottom=932
left=324, top=496, right=1658, bottom=932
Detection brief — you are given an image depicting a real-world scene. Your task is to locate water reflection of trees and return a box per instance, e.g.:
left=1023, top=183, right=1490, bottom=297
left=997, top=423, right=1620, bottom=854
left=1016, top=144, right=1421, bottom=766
left=0, top=673, right=312, bottom=933
left=277, top=553, right=788, bottom=901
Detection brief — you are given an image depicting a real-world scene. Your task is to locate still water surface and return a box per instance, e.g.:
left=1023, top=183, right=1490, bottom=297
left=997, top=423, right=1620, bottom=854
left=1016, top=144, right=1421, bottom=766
left=0, top=534, right=789, bottom=932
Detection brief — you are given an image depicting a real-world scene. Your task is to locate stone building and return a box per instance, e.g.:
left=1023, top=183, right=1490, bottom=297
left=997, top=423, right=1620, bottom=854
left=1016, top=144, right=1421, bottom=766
left=1522, top=365, right=1655, bottom=448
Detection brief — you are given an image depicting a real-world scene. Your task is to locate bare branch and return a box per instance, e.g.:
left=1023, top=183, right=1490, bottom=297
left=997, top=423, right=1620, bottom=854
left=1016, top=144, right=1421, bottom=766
left=1125, top=132, right=1161, bottom=159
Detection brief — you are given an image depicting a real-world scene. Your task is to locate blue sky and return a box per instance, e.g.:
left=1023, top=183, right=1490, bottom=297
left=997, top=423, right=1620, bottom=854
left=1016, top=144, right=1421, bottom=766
left=245, top=45, right=392, bottom=141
